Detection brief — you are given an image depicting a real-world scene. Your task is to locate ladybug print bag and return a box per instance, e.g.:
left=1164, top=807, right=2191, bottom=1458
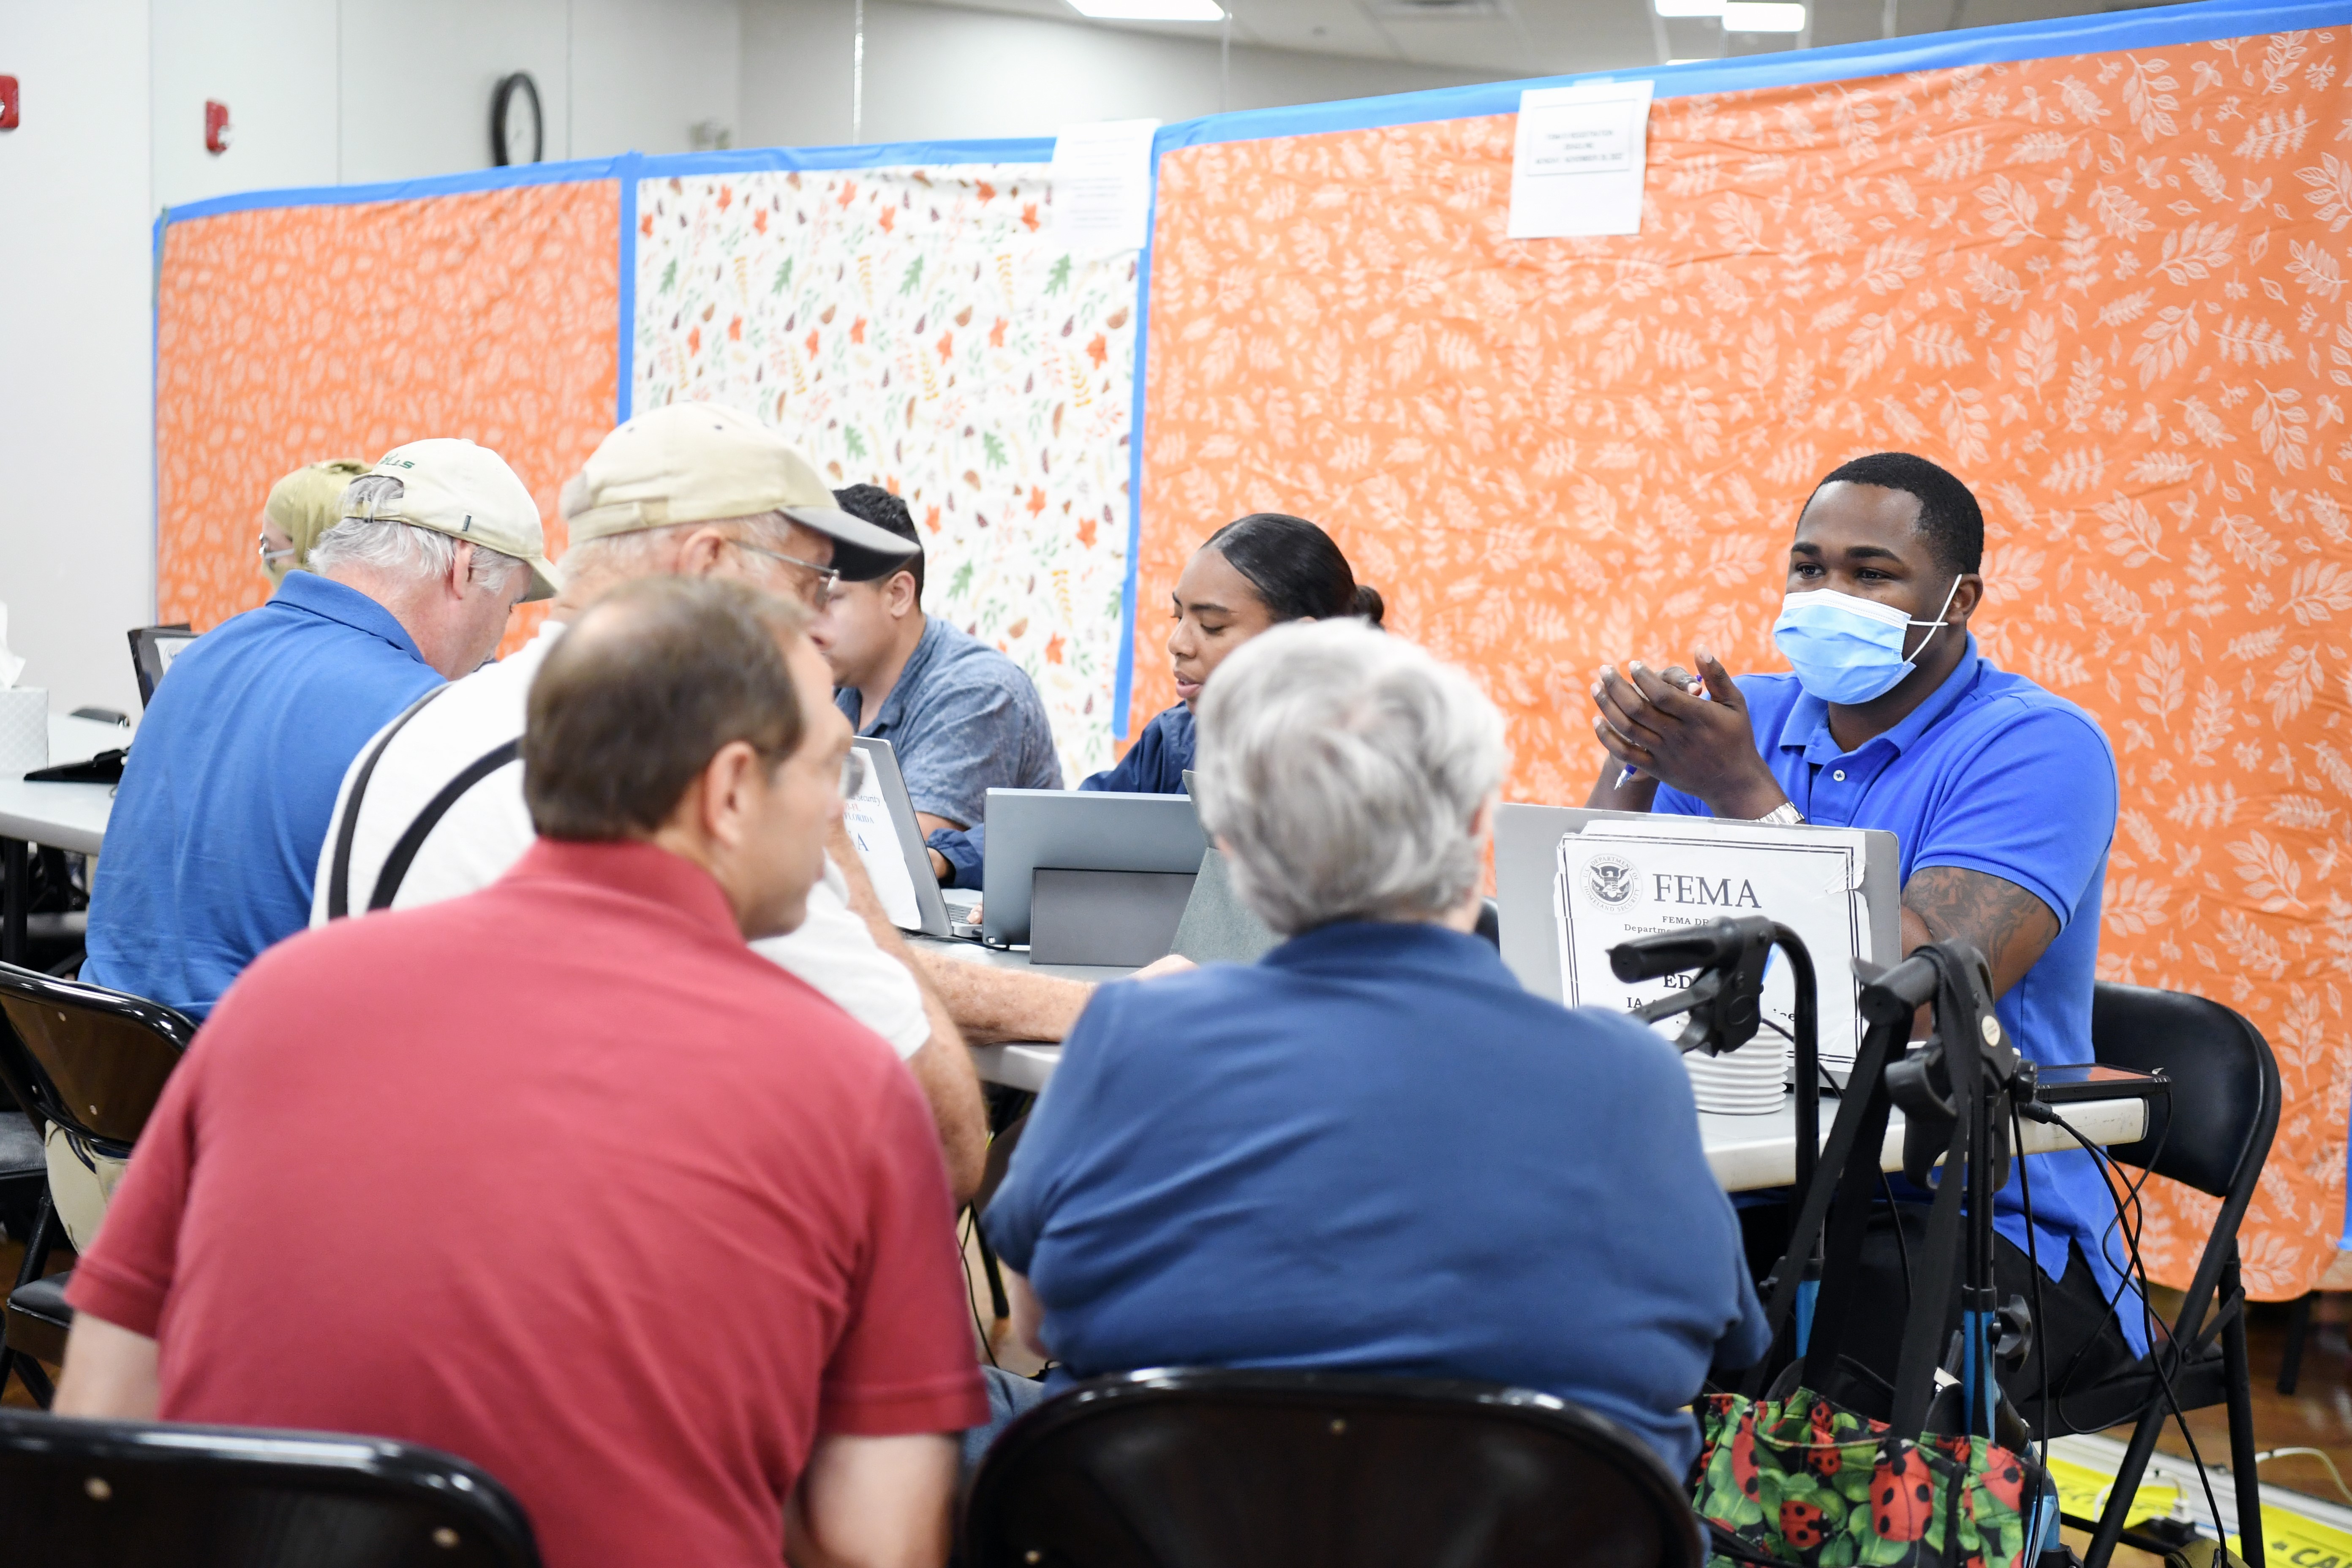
left=1690, top=966, right=2045, bottom=1568
left=1690, top=1387, right=2035, bottom=1568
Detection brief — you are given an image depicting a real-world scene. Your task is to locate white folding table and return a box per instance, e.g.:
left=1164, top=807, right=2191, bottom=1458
left=911, top=933, right=2153, bottom=1194
left=0, top=713, right=128, bottom=965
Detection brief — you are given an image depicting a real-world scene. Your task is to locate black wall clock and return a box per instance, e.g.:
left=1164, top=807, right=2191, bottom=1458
left=491, top=71, right=543, bottom=166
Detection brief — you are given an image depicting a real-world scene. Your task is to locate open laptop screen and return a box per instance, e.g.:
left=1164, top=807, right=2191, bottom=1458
left=845, top=737, right=956, bottom=938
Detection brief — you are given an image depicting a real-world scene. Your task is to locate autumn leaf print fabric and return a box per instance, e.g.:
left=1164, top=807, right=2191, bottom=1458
left=1136, top=31, right=2352, bottom=1294
left=632, top=166, right=1138, bottom=782
left=155, top=181, right=621, bottom=658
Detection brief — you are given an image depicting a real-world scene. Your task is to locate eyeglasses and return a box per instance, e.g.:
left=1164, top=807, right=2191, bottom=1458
left=731, top=539, right=841, bottom=608
left=256, top=533, right=296, bottom=565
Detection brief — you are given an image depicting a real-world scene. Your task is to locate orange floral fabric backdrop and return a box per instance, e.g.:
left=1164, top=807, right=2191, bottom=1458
left=155, top=181, right=621, bottom=656
left=1139, top=32, right=2352, bottom=1296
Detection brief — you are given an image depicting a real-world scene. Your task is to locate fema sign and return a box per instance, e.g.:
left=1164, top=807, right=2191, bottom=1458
left=1582, top=851, right=1764, bottom=912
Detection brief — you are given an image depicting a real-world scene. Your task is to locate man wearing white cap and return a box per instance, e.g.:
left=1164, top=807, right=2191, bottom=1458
left=312, top=404, right=992, bottom=1200
left=84, top=437, right=549, bottom=1026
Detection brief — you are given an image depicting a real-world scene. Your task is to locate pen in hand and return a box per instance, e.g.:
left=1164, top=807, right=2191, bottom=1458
left=1613, top=663, right=1703, bottom=789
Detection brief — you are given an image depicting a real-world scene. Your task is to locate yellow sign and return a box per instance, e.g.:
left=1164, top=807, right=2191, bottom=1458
left=2047, top=1455, right=2179, bottom=1528
left=2230, top=1507, right=2352, bottom=1568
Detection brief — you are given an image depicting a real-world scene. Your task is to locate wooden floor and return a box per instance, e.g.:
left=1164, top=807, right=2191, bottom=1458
left=2150, top=1291, right=2352, bottom=1511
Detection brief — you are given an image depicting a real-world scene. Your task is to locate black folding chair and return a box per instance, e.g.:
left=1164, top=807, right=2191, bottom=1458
left=0, top=959, right=197, bottom=1406
left=0, top=1407, right=539, bottom=1566
left=963, top=1367, right=1704, bottom=1568
left=2033, top=983, right=2279, bottom=1568
left=0, top=1107, right=46, bottom=1239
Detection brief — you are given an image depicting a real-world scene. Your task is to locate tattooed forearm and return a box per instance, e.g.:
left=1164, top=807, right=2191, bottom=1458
left=1900, top=864, right=2061, bottom=1001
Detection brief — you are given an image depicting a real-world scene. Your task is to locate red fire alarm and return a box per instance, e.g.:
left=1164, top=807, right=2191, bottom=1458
left=204, top=99, right=231, bottom=155
left=0, top=77, right=20, bottom=132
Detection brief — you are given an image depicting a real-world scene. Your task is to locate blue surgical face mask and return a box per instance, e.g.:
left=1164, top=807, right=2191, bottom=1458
left=1771, top=579, right=1961, bottom=705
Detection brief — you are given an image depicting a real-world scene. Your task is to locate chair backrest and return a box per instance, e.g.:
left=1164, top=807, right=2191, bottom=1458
left=964, top=1367, right=1704, bottom=1568
left=2090, top=981, right=2277, bottom=1201
left=0, top=961, right=196, bottom=1152
left=0, top=1407, right=539, bottom=1567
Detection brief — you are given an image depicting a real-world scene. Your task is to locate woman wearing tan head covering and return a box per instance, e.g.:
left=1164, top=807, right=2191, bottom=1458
left=257, top=459, right=369, bottom=585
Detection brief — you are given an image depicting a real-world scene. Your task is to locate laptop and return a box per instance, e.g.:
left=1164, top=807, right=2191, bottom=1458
left=128, top=624, right=197, bottom=708
left=844, top=737, right=977, bottom=939
left=979, top=788, right=1209, bottom=957
left=1168, top=770, right=1281, bottom=964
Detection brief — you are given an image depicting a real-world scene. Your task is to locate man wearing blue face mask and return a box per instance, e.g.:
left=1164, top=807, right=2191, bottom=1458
left=1583, top=450, right=2140, bottom=1418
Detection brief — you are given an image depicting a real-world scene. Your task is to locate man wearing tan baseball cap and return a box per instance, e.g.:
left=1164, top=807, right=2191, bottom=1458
left=560, top=400, right=913, bottom=569
left=345, top=436, right=563, bottom=609
left=313, top=405, right=1014, bottom=1203
left=81, top=435, right=546, bottom=1064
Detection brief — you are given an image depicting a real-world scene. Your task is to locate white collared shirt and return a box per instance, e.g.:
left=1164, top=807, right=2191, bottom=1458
left=311, top=621, right=928, bottom=1059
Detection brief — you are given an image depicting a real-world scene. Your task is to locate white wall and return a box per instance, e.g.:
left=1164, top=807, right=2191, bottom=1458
left=742, top=0, right=1505, bottom=149
left=155, top=0, right=745, bottom=206
left=0, top=0, right=158, bottom=721
left=4, top=0, right=1484, bottom=715
left=573, top=0, right=744, bottom=161
left=152, top=0, right=339, bottom=208
left=338, top=0, right=577, bottom=185
left=3, top=0, right=747, bottom=717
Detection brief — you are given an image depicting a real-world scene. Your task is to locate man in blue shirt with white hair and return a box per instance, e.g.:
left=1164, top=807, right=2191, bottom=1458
left=86, top=438, right=553, bottom=1021
left=1586, top=449, right=2141, bottom=1415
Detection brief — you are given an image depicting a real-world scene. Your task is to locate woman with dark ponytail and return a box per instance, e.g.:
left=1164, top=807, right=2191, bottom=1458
left=927, top=512, right=1380, bottom=886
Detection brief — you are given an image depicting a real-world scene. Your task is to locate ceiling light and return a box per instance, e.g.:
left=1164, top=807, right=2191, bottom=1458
left=1065, top=0, right=1225, bottom=18
left=1666, top=57, right=1713, bottom=63
left=1653, top=0, right=1726, bottom=15
left=1721, top=0, right=1806, bottom=28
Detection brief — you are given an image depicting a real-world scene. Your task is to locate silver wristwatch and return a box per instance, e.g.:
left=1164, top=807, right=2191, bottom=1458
left=1752, top=801, right=1805, bottom=827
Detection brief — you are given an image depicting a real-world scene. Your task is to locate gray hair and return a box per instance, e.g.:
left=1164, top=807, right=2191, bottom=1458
left=1193, top=620, right=1508, bottom=936
left=558, top=509, right=803, bottom=582
left=308, top=476, right=527, bottom=594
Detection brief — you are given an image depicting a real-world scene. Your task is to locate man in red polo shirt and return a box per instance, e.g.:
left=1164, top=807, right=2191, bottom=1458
left=53, top=577, right=988, bottom=1568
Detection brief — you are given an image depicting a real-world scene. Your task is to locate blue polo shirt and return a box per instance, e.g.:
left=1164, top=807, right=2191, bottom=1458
left=84, top=573, right=443, bottom=1019
left=1653, top=635, right=2142, bottom=1353
left=985, top=920, right=1769, bottom=1472
left=838, top=616, right=1062, bottom=828
left=927, top=704, right=1196, bottom=889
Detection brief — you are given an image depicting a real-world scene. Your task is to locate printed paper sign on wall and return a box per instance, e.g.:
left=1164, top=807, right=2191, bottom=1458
left=634, top=165, right=1138, bottom=782
left=1138, top=29, right=2352, bottom=1297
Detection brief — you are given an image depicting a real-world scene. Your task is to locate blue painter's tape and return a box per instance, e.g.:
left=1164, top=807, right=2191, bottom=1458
left=155, top=154, right=635, bottom=226
left=1149, top=0, right=2351, bottom=154
left=2339, top=1099, right=2352, bottom=1247
left=617, top=152, right=642, bottom=426
left=1112, top=155, right=1163, bottom=743
left=151, top=210, right=168, bottom=620
left=633, top=139, right=1056, bottom=180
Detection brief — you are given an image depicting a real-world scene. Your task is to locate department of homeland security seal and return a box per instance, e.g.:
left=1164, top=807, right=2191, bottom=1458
left=1582, top=852, right=1639, bottom=909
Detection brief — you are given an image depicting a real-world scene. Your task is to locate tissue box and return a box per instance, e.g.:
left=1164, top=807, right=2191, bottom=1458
left=0, top=688, right=47, bottom=777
